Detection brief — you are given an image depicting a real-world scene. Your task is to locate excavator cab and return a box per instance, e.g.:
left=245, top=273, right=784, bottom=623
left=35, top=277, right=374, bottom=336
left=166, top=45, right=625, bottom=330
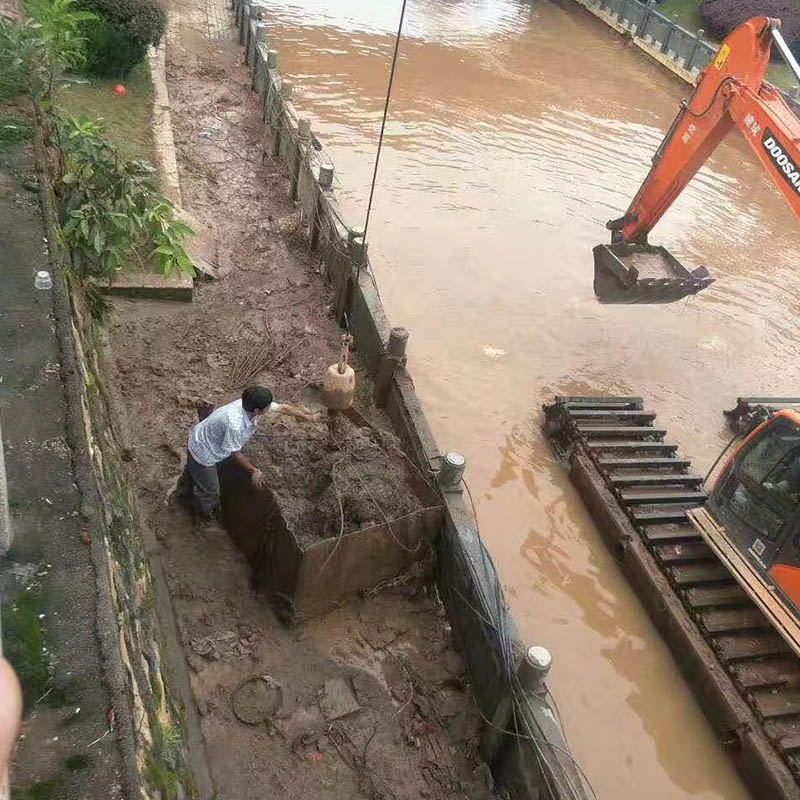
left=707, top=411, right=800, bottom=615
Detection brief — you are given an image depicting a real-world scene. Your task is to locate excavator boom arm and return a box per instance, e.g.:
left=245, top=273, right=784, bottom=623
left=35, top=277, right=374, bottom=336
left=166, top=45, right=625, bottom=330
left=617, top=16, right=800, bottom=243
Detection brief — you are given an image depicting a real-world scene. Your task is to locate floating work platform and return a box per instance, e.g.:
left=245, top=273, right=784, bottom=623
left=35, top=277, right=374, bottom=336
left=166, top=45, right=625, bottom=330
left=543, top=396, right=800, bottom=800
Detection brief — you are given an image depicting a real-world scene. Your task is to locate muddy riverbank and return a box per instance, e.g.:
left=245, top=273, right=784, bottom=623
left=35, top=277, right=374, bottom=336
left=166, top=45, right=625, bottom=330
left=103, top=0, right=499, bottom=795
left=243, top=0, right=800, bottom=796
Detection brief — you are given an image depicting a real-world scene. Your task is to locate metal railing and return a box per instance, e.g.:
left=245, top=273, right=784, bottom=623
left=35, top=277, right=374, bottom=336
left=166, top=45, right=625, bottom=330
left=585, top=0, right=800, bottom=113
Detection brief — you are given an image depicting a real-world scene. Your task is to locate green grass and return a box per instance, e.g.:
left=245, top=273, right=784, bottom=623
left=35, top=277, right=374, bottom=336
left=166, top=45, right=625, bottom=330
left=651, top=0, right=800, bottom=92
left=59, top=62, right=156, bottom=164
left=766, top=61, right=800, bottom=91
left=657, top=0, right=703, bottom=33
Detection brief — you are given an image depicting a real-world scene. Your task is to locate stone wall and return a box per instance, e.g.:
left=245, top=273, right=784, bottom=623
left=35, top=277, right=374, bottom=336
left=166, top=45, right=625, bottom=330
left=33, top=129, right=209, bottom=800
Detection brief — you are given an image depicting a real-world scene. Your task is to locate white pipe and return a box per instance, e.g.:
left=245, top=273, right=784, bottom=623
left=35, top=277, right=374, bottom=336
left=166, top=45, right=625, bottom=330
left=771, top=27, right=800, bottom=86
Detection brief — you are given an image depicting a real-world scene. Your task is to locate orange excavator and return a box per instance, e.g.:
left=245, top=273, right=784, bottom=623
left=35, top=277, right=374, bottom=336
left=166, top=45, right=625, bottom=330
left=546, top=19, right=800, bottom=794
left=594, top=15, right=800, bottom=303
left=593, top=16, right=800, bottom=639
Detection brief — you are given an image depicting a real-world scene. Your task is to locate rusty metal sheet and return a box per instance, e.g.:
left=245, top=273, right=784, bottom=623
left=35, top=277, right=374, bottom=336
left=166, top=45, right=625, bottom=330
left=752, top=690, right=800, bottom=720
left=683, top=584, right=750, bottom=609
left=654, top=541, right=713, bottom=564
left=713, top=632, right=792, bottom=661
left=668, top=561, right=734, bottom=586
left=698, top=607, right=770, bottom=635
left=732, top=659, right=800, bottom=690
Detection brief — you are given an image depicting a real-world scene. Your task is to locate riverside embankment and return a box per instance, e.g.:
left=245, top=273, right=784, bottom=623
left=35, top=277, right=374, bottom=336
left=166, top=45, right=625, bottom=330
left=247, top=0, right=800, bottom=797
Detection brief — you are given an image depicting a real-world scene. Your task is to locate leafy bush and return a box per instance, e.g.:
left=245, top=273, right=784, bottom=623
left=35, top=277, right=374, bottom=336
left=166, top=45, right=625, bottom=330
left=1, top=0, right=94, bottom=103
left=58, top=115, right=194, bottom=281
left=76, top=0, right=165, bottom=76
left=700, top=0, right=800, bottom=53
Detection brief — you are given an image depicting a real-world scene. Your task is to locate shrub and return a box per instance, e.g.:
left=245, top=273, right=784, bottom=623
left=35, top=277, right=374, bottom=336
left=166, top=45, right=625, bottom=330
left=76, top=0, right=165, bottom=76
left=700, top=0, right=800, bottom=53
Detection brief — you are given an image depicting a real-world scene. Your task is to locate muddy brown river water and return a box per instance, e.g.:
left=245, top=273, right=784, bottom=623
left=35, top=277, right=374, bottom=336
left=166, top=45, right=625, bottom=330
left=254, top=0, right=800, bottom=796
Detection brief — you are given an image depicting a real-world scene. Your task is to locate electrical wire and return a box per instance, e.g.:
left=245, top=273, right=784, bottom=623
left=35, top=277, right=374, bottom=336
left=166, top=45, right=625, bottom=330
left=358, top=0, right=409, bottom=282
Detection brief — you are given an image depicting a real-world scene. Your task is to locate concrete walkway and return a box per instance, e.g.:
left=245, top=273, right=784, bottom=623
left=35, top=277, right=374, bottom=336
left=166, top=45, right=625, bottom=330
left=0, top=143, right=124, bottom=798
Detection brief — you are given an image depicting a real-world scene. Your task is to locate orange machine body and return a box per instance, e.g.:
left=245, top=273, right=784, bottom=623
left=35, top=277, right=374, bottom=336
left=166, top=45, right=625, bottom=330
left=617, top=16, right=800, bottom=245
left=711, top=410, right=800, bottom=614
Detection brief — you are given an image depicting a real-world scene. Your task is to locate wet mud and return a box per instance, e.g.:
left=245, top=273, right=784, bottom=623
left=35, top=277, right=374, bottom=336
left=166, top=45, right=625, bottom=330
left=105, top=0, right=496, bottom=795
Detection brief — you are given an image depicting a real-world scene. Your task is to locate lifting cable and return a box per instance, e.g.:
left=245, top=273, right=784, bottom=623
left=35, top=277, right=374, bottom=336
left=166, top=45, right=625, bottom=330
left=357, top=0, right=409, bottom=282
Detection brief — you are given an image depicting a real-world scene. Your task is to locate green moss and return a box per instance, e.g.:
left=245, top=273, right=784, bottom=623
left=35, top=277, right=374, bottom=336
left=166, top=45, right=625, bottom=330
left=65, top=753, right=91, bottom=771
left=145, top=752, right=179, bottom=800
left=11, top=777, right=63, bottom=800
left=2, top=593, right=50, bottom=712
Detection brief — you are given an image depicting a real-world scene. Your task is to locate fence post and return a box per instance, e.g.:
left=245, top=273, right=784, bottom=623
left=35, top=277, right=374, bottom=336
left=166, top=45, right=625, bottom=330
left=336, top=229, right=363, bottom=324
left=238, top=2, right=249, bottom=44
left=291, top=118, right=310, bottom=201
left=374, top=328, right=409, bottom=408
left=310, top=165, right=334, bottom=252
left=662, top=24, right=673, bottom=54
left=251, top=23, right=267, bottom=90
left=639, top=3, right=652, bottom=38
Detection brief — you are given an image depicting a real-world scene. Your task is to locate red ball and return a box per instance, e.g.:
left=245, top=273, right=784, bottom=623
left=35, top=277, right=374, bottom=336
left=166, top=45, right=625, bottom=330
left=112, top=84, right=127, bottom=97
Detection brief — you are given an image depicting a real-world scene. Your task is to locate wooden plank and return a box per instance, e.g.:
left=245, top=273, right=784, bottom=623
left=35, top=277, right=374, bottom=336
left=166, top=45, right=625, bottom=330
left=688, top=507, right=800, bottom=660
left=653, top=541, right=713, bottom=564
left=731, top=658, right=800, bottom=690
left=712, top=632, right=791, bottom=662
left=668, top=561, right=733, bottom=587
left=751, top=689, right=800, bottom=719
left=697, top=607, right=770, bottom=635
left=683, top=584, right=749, bottom=609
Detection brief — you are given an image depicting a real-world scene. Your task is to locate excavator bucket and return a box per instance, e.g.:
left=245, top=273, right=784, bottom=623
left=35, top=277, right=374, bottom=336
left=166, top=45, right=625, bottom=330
left=593, top=243, right=714, bottom=304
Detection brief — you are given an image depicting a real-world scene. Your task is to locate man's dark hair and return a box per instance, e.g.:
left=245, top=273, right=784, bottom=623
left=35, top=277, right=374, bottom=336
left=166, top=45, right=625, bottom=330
left=242, top=386, right=273, bottom=412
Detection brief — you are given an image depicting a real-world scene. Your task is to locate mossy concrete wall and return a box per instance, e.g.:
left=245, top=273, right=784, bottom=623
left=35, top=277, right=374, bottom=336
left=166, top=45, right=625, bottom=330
left=33, top=128, right=211, bottom=800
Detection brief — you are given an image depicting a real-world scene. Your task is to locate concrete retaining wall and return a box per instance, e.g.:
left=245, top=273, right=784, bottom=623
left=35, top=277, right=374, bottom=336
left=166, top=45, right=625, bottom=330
left=32, top=130, right=212, bottom=800
left=233, top=3, right=589, bottom=798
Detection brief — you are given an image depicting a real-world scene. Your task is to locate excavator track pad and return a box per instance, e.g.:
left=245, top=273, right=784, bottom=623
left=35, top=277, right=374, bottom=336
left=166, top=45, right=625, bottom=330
left=593, top=242, right=714, bottom=304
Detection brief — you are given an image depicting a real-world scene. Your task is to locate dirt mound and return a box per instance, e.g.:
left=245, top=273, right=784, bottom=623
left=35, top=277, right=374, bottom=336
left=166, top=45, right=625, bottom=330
left=249, top=412, right=432, bottom=547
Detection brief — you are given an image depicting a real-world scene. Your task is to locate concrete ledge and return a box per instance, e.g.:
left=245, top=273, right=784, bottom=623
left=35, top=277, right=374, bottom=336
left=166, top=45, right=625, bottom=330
left=98, top=271, right=193, bottom=302
left=0, top=414, right=10, bottom=557
left=147, top=41, right=183, bottom=207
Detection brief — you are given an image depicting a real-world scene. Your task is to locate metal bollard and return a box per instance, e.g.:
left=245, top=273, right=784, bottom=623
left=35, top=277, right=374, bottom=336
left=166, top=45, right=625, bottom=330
left=479, top=644, right=553, bottom=767
left=517, top=646, right=552, bottom=694
left=438, top=451, right=466, bottom=492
